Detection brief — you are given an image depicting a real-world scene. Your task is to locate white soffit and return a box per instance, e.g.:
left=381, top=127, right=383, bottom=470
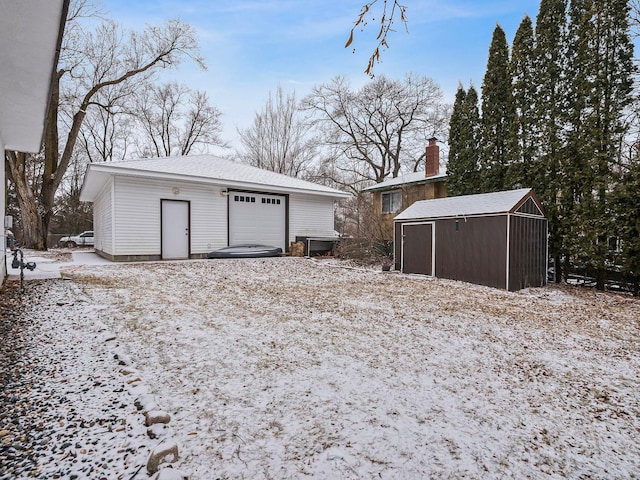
left=0, top=0, right=66, bottom=152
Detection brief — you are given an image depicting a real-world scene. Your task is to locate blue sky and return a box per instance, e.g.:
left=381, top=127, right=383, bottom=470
left=104, top=0, right=542, bottom=148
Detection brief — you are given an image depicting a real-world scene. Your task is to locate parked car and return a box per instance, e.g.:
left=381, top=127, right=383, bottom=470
left=59, top=230, right=94, bottom=248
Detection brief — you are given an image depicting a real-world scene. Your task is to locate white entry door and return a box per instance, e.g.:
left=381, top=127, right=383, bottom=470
left=161, top=200, right=190, bottom=259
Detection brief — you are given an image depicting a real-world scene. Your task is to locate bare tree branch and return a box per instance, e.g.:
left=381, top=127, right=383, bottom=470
left=346, top=0, right=409, bottom=77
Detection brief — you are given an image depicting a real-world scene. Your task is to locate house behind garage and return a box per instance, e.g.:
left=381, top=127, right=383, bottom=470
left=79, top=155, right=350, bottom=261
left=394, top=188, right=548, bottom=291
left=361, top=138, right=447, bottom=241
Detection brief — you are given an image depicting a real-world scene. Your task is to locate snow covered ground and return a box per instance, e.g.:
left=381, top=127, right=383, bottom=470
left=54, top=256, right=638, bottom=479
left=4, top=252, right=639, bottom=479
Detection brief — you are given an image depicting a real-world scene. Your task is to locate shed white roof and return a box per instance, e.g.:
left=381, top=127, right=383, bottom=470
left=0, top=0, right=67, bottom=152
left=361, top=171, right=447, bottom=193
left=394, top=188, right=536, bottom=221
left=80, top=155, right=350, bottom=202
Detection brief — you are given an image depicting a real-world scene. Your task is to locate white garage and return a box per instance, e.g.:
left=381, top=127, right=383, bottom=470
left=80, top=155, right=349, bottom=261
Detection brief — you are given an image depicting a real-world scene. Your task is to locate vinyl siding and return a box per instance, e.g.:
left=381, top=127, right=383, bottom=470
left=93, top=178, right=114, bottom=255
left=0, top=139, right=5, bottom=280
left=288, top=193, right=336, bottom=243
left=113, top=176, right=227, bottom=256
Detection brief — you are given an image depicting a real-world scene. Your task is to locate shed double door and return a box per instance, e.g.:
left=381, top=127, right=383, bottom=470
left=401, top=222, right=435, bottom=276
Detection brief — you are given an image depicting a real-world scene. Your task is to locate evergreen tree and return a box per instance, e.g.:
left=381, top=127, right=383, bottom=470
left=447, top=84, right=481, bottom=196
left=565, top=0, right=635, bottom=290
left=447, top=85, right=468, bottom=196
left=613, top=156, right=640, bottom=294
left=480, top=24, right=517, bottom=193
left=509, top=15, right=538, bottom=190
left=560, top=0, right=590, bottom=280
left=533, top=0, right=568, bottom=282
left=463, top=86, right=483, bottom=194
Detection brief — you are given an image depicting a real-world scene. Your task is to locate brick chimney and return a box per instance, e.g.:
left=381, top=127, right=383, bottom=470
left=426, top=137, right=440, bottom=178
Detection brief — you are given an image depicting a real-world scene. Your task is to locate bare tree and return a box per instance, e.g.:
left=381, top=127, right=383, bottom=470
left=630, top=0, right=640, bottom=38
left=5, top=1, right=204, bottom=249
left=237, top=86, right=318, bottom=178
left=79, top=85, right=136, bottom=163
left=134, top=82, right=225, bottom=158
left=346, top=0, right=409, bottom=77
left=302, top=74, right=449, bottom=193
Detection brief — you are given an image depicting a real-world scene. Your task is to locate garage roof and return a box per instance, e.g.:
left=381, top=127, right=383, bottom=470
left=394, top=188, right=541, bottom=221
left=80, top=155, right=350, bottom=202
left=0, top=0, right=68, bottom=152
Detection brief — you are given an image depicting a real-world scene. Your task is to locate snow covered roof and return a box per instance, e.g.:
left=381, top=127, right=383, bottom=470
left=394, top=188, right=539, bottom=221
left=361, top=171, right=447, bottom=193
left=0, top=0, right=68, bottom=152
left=80, top=155, right=350, bottom=202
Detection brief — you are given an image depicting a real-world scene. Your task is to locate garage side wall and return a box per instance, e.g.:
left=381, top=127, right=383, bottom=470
left=112, top=177, right=227, bottom=259
left=288, top=194, right=337, bottom=243
left=434, top=216, right=508, bottom=289
left=93, top=177, right=114, bottom=256
left=0, top=138, right=5, bottom=281
left=508, top=215, right=548, bottom=291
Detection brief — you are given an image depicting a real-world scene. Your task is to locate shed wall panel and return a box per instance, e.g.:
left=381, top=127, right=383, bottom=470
left=508, top=215, right=548, bottom=290
left=434, top=216, right=508, bottom=289
left=394, top=222, right=402, bottom=270
left=93, top=178, right=114, bottom=255
left=288, top=194, right=336, bottom=243
left=113, top=177, right=227, bottom=256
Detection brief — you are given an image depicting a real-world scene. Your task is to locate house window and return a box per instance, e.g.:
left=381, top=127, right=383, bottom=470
left=381, top=190, right=402, bottom=214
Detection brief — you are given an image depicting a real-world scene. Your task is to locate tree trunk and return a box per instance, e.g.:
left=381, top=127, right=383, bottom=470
left=595, top=266, right=606, bottom=291
left=19, top=197, right=48, bottom=250
left=555, top=254, right=563, bottom=284
left=5, top=152, right=48, bottom=249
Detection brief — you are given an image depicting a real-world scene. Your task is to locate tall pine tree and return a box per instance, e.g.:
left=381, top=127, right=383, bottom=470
left=447, top=84, right=481, bottom=196
left=533, top=0, right=568, bottom=282
left=613, top=155, right=640, bottom=294
left=480, top=24, right=517, bottom=193
left=509, top=15, right=538, bottom=190
left=565, top=0, right=635, bottom=289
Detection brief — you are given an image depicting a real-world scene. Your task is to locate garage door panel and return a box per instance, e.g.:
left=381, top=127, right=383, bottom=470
left=229, top=192, right=285, bottom=250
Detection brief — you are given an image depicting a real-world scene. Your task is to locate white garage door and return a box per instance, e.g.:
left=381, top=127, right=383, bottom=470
left=229, top=191, right=286, bottom=250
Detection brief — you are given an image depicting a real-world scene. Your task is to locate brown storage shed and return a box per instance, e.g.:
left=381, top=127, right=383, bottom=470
left=393, top=188, right=547, bottom=291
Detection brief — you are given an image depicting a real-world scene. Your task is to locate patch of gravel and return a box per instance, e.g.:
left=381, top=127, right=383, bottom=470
left=0, top=279, right=154, bottom=479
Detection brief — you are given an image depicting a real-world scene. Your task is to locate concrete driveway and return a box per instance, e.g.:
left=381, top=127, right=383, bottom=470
left=6, top=249, right=111, bottom=280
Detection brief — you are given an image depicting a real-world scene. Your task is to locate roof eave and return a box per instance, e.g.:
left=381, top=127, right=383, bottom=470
left=362, top=175, right=448, bottom=193
left=0, top=0, right=69, bottom=152
left=80, top=164, right=351, bottom=202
